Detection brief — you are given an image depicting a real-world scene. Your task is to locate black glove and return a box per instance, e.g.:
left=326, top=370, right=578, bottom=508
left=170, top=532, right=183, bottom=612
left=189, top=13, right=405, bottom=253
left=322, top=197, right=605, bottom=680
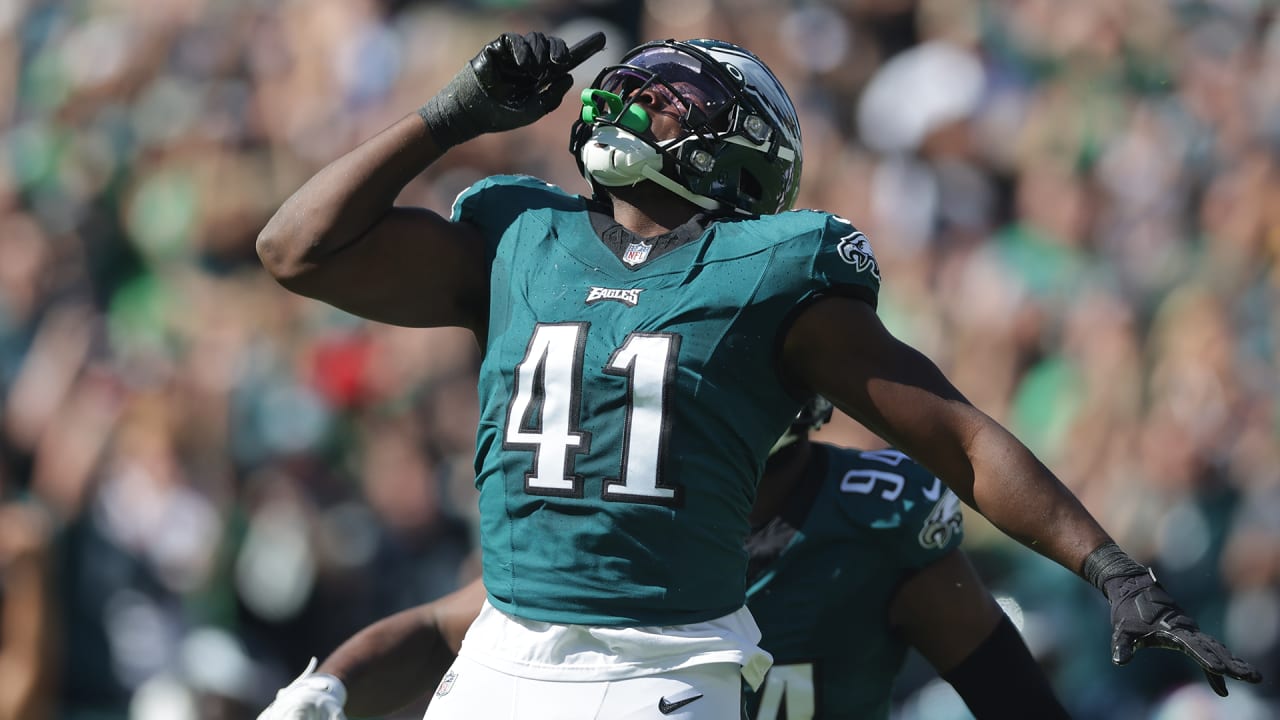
left=420, top=31, right=606, bottom=148
left=1084, top=542, right=1263, bottom=697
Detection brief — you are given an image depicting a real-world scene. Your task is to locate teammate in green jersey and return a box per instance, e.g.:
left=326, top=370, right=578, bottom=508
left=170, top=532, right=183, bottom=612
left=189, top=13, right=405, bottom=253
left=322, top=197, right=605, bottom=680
left=741, top=399, right=1071, bottom=720
left=255, top=30, right=1258, bottom=719
left=256, top=398, right=1070, bottom=720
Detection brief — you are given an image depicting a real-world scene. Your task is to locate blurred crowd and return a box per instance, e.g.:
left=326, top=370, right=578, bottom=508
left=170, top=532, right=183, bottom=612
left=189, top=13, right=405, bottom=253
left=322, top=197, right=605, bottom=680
left=0, top=0, right=1276, bottom=718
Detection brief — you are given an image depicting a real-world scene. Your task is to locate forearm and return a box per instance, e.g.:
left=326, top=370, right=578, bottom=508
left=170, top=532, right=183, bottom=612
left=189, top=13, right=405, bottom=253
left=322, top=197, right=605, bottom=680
left=963, top=419, right=1112, bottom=575
left=861, top=381, right=1112, bottom=575
left=257, top=113, right=444, bottom=278
left=316, top=605, right=457, bottom=718
left=258, top=30, right=601, bottom=282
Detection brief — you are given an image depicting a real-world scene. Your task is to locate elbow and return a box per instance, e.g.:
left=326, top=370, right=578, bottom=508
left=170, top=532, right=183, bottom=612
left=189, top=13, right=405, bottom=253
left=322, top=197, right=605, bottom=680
left=255, top=223, right=312, bottom=287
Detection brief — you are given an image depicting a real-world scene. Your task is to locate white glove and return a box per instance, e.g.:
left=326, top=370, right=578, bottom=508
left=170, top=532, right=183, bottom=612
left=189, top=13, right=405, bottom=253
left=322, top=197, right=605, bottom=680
left=257, top=657, right=348, bottom=720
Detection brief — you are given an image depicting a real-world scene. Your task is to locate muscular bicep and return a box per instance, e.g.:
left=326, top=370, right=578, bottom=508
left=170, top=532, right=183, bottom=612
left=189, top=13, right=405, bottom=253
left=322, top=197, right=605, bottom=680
left=889, top=550, right=1004, bottom=674
left=264, top=205, right=490, bottom=331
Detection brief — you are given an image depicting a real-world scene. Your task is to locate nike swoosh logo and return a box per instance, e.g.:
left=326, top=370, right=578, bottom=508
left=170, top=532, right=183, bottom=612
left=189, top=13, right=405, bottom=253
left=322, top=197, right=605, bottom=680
left=658, top=693, right=704, bottom=715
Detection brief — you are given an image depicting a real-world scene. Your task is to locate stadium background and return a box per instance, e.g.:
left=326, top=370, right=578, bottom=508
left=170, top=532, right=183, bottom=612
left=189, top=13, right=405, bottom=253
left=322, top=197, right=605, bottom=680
left=0, top=0, right=1277, bottom=718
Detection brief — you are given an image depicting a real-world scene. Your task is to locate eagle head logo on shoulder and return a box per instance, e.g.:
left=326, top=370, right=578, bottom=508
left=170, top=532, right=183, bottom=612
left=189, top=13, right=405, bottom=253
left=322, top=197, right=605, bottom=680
left=837, top=230, right=881, bottom=280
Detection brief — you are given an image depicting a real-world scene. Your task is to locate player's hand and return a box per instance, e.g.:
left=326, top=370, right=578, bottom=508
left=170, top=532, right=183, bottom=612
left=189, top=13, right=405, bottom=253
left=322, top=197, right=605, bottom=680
left=420, top=31, right=606, bottom=148
left=257, top=658, right=347, bottom=720
left=1106, top=571, right=1262, bottom=697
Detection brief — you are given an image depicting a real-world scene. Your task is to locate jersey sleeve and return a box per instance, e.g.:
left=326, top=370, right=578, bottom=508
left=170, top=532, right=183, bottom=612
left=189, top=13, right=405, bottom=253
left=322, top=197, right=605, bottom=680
left=449, top=174, right=579, bottom=266
left=744, top=211, right=882, bottom=347
left=807, top=213, right=882, bottom=308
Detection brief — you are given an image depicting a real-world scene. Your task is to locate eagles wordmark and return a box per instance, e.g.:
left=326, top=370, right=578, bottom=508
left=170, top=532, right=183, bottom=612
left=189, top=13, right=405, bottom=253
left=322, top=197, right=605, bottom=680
left=585, top=286, right=644, bottom=306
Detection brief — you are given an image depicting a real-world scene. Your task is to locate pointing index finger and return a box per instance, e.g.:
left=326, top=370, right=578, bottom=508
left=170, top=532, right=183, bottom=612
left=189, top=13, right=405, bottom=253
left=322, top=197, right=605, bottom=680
left=566, top=32, right=607, bottom=70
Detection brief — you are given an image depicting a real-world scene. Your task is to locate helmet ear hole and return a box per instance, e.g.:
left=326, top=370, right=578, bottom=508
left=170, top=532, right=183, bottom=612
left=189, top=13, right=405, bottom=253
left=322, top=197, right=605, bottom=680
left=739, top=170, right=763, bottom=204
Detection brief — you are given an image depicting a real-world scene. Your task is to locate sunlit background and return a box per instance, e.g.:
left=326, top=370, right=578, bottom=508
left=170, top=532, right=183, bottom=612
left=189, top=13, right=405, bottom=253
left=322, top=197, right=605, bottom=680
left=0, top=0, right=1277, bottom=718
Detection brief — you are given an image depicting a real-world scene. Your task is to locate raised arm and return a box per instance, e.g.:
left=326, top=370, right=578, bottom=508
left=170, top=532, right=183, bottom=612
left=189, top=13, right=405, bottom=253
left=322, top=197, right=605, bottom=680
left=255, top=32, right=605, bottom=331
left=256, top=116, right=486, bottom=329
left=783, top=295, right=1261, bottom=694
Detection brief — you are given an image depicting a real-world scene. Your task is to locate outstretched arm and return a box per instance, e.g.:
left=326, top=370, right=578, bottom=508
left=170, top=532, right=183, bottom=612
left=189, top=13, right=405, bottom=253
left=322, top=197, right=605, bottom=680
left=784, top=296, right=1261, bottom=694
left=891, top=549, right=1070, bottom=719
left=784, top=297, right=1107, bottom=568
left=256, top=31, right=605, bottom=330
left=258, top=579, right=485, bottom=720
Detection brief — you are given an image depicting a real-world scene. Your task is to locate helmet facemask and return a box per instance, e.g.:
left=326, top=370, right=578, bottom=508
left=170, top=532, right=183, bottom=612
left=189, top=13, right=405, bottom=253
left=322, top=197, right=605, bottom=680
left=570, top=40, right=802, bottom=216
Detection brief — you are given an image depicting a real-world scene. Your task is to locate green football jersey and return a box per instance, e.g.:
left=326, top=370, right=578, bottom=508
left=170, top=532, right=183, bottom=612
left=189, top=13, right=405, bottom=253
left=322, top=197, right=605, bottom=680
left=451, top=175, right=881, bottom=626
left=744, top=443, right=965, bottom=720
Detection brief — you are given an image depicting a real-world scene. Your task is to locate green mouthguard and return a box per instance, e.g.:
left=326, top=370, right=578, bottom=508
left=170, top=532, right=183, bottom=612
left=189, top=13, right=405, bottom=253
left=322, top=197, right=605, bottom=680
left=580, top=89, right=651, bottom=134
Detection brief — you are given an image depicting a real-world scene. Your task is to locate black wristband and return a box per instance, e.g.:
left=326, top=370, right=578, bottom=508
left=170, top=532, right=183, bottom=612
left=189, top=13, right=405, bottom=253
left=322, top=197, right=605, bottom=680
left=1080, top=541, right=1148, bottom=595
left=418, top=92, right=471, bottom=149
left=417, top=62, right=488, bottom=150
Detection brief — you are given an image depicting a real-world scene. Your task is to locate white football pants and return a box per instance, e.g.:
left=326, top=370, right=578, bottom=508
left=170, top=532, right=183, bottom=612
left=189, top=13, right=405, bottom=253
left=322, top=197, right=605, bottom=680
left=421, top=656, right=743, bottom=719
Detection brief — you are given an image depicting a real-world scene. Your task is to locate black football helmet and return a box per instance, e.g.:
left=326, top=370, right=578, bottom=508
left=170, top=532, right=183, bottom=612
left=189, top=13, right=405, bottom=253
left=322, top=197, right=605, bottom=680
left=569, top=38, right=803, bottom=216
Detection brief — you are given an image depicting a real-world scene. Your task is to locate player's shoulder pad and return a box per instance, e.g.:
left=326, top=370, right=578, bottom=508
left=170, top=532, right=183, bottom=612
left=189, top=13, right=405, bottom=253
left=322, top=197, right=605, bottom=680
left=728, top=210, right=881, bottom=301
left=749, top=208, right=835, bottom=235
left=720, top=209, right=846, bottom=248
left=449, top=174, right=581, bottom=224
left=825, top=446, right=963, bottom=552
left=804, top=211, right=880, bottom=282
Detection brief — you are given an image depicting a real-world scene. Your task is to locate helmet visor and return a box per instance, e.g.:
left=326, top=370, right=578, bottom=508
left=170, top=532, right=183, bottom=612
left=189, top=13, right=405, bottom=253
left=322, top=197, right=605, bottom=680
left=597, top=46, right=737, bottom=130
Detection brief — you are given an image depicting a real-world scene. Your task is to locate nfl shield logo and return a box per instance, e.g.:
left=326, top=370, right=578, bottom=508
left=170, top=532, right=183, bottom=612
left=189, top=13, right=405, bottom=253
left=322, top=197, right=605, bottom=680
left=622, top=241, right=652, bottom=266
left=435, top=670, right=457, bottom=697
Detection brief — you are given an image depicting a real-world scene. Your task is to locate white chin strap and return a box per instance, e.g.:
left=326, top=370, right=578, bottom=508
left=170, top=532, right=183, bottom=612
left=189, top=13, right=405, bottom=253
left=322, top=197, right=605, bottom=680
left=579, top=126, right=722, bottom=210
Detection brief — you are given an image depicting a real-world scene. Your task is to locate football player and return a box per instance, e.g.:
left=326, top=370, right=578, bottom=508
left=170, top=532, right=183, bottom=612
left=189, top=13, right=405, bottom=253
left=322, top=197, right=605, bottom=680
left=256, top=31, right=1259, bottom=718
left=257, top=399, right=1072, bottom=719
